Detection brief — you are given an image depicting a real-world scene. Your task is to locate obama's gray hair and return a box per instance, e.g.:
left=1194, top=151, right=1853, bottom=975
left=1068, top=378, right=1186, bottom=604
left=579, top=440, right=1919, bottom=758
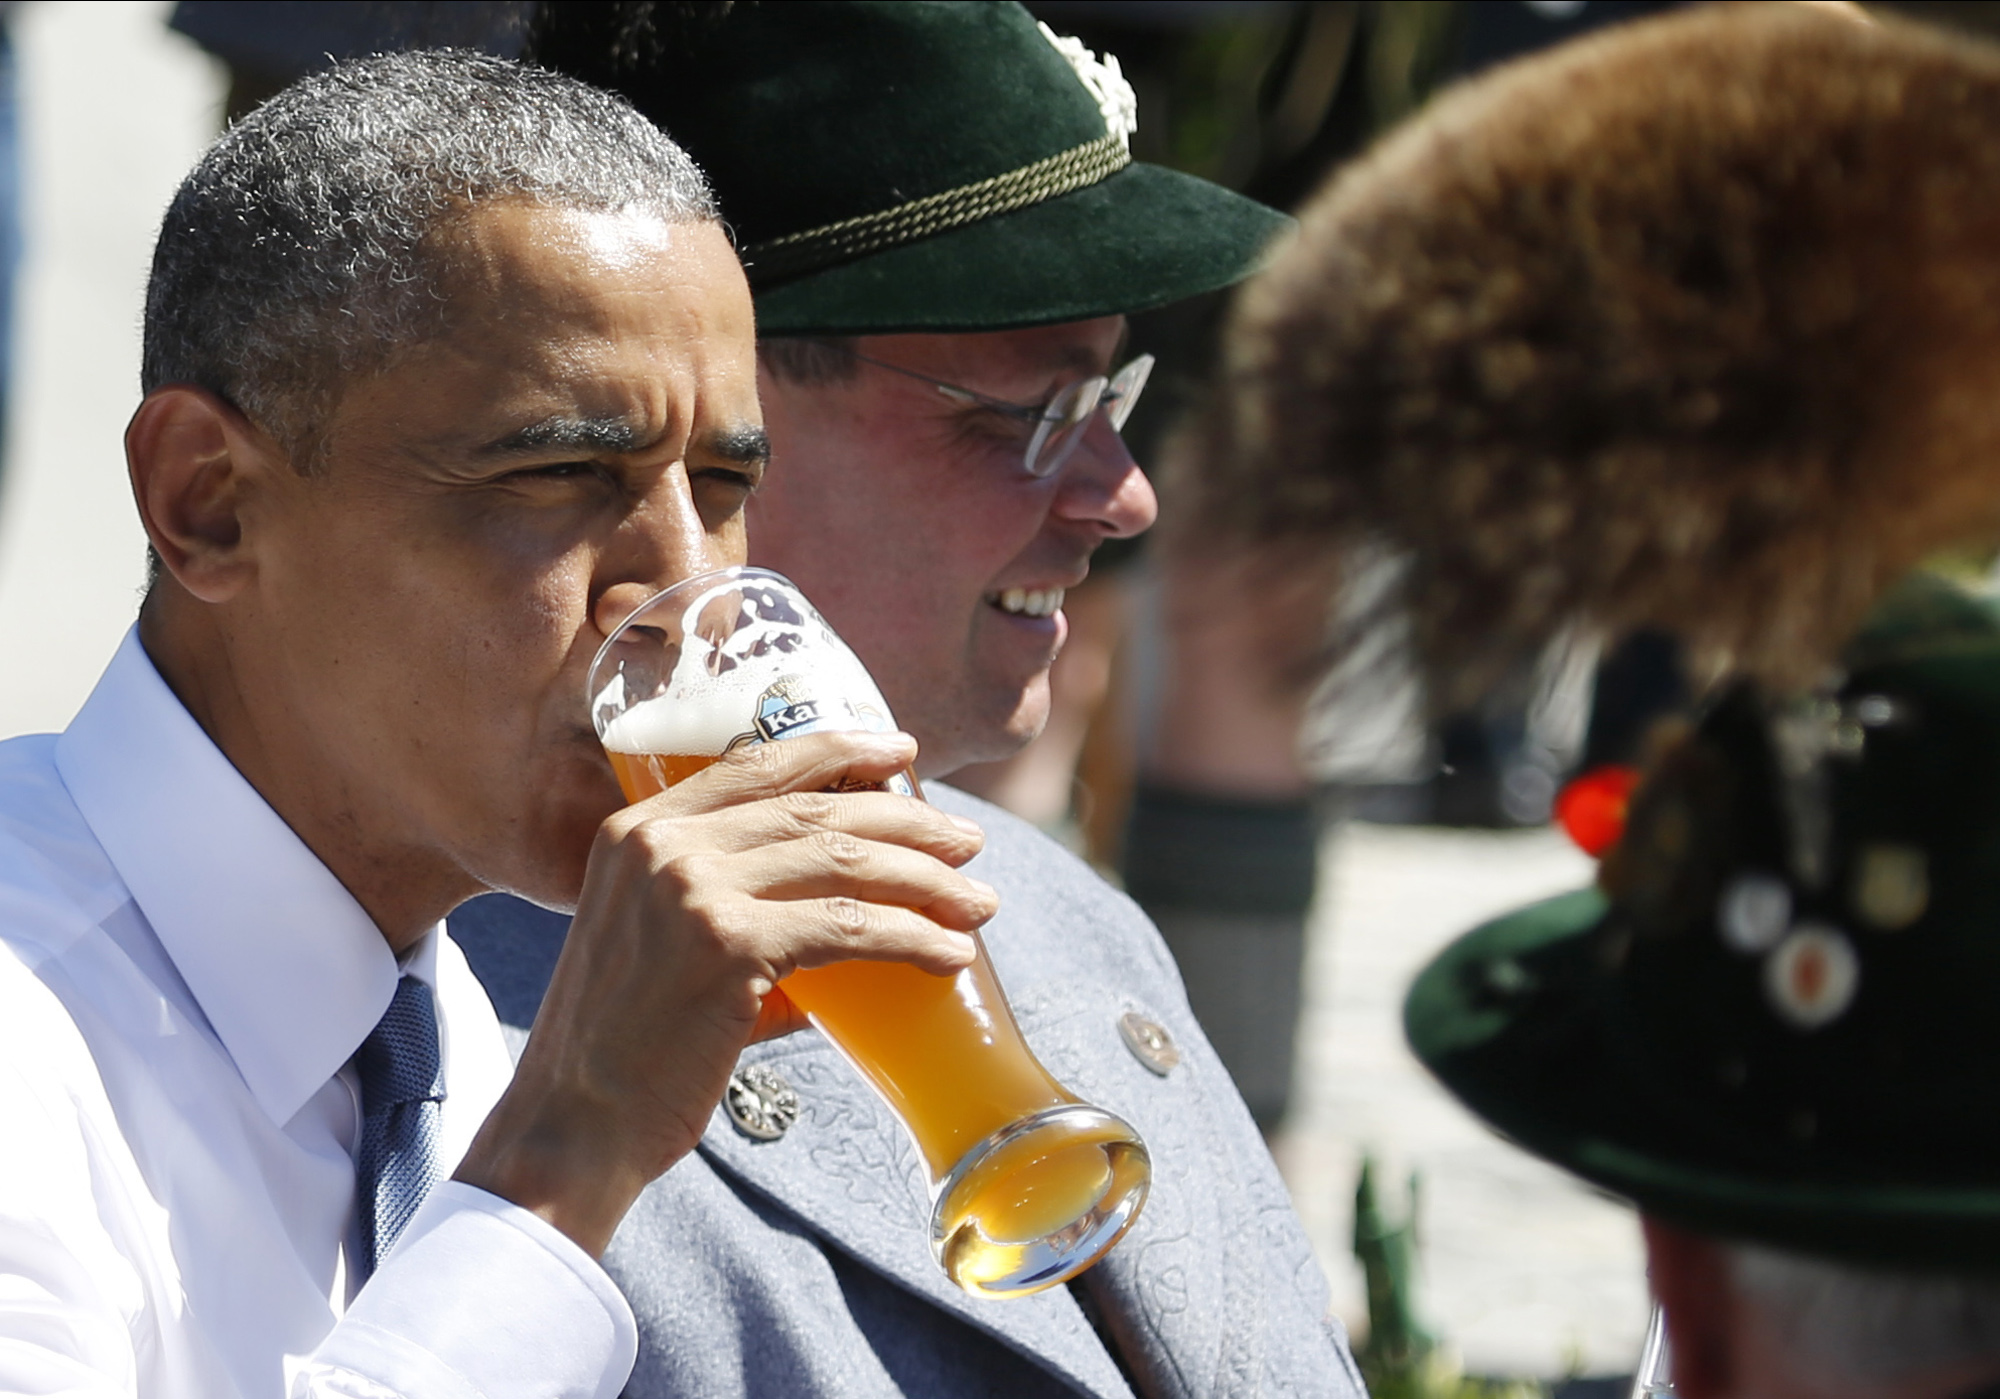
left=141, top=48, right=718, bottom=455
left=1732, top=1243, right=2000, bottom=1384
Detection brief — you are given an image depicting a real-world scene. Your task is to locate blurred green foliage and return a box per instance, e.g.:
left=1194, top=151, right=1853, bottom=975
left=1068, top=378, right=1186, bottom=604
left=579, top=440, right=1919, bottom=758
left=1353, top=1154, right=1554, bottom=1399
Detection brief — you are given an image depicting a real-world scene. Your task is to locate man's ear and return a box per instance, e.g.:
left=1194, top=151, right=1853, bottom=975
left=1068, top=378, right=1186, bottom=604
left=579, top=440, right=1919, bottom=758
left=126, top=386, right=286, bottom=603
left=1643, top=1215, right=1740, bottom=1399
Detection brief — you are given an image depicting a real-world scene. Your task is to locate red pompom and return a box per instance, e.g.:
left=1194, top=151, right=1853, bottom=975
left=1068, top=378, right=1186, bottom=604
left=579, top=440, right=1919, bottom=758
left=1555, top=765, right=1641, bottom=858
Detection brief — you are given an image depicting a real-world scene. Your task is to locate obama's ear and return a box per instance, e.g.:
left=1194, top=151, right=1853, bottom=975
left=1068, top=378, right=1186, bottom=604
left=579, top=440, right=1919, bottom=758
left=1642, top=1216, right=1740, bottom=1399
left=126, top=386, right=289, bottom=604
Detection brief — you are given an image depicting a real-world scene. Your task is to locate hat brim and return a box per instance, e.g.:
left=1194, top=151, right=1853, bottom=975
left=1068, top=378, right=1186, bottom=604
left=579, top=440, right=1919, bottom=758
left=1407, top=889, right=2000, bottom=1271
left=748, top=162, right=1293, bottom=337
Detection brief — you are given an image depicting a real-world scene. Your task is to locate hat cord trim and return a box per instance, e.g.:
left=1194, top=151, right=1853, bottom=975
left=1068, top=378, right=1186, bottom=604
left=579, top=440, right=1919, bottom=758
left=743, top=132, right=1131, bottom=286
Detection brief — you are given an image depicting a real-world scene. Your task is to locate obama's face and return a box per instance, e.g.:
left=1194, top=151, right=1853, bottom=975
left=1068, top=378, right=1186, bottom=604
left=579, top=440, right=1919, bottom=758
left=142, top=204, right=764, bottom=918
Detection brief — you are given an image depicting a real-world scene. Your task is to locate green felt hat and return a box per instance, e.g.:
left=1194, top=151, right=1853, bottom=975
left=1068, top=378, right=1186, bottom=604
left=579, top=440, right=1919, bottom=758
left=1407, top=578, right=2000, bottom=1270
left=530, top=1, right=1291, bottom=335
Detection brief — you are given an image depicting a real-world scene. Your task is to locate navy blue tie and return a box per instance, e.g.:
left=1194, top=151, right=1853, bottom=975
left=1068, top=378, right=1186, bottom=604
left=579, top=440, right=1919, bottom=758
left=354, top=975, right=446, bottom=1278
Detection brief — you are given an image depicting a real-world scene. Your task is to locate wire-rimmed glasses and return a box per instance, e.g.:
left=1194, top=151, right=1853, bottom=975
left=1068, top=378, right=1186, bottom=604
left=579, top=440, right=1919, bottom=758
left=842, top=348, right=1155, bottom=478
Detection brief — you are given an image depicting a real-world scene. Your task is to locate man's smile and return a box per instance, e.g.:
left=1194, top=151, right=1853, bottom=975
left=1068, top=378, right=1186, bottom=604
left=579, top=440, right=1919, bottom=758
left=989, top=587, right=1065, bottom=619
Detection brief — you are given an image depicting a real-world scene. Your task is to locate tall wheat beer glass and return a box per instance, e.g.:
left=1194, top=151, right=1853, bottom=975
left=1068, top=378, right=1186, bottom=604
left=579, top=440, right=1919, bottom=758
left=589, top=567, right=1150, bottom=1297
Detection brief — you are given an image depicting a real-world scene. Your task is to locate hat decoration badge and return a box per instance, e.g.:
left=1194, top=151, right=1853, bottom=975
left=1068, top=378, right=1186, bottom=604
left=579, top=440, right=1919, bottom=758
left=1551, top=677, right=1912, bottom=1038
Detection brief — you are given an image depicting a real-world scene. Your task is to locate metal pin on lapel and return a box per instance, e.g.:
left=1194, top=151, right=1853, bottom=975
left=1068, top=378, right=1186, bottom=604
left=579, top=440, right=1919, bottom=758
left=725, top=1064, right=801, bottom=1141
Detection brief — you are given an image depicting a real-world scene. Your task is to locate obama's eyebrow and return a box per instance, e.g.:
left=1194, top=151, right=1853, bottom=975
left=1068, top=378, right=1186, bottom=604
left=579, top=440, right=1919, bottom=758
left=478, top=414, right=654, bottom=459
left=473, top=416, right=770, bottom=475
left=701, top=423, right=772, bottom=470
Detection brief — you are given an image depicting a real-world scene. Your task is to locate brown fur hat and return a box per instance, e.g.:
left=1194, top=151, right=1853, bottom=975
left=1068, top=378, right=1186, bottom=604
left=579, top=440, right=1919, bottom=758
left=1204, top=5, right=2000, bottom=704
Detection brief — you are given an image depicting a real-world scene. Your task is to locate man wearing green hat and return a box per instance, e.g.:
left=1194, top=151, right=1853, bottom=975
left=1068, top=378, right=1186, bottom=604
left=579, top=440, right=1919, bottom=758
left=1408, top=582, right=2000, bottom=1399
left=450, top=3, right=1362, bottom=1397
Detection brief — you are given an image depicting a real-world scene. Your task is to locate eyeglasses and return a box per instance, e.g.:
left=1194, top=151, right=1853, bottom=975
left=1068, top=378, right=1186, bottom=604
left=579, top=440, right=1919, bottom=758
left=840, top=348, right=1155, bottom=479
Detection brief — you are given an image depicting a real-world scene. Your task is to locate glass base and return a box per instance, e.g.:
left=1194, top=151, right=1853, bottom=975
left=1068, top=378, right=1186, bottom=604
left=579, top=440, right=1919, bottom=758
left=930, top=1104, right=1151, bottom=1299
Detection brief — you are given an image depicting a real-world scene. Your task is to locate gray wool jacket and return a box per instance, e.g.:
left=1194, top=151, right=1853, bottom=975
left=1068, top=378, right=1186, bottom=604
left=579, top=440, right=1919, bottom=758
left=449, top=784, right=1365, bottom=1399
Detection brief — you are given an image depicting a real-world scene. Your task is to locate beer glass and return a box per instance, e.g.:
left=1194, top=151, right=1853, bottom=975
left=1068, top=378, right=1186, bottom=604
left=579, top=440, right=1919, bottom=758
left=589, top=566, right=1151, bottom=1297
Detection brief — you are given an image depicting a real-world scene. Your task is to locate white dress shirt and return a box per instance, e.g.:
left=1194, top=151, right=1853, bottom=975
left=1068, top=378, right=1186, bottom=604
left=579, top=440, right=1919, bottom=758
left=0, top=628, right=637, bottom=1397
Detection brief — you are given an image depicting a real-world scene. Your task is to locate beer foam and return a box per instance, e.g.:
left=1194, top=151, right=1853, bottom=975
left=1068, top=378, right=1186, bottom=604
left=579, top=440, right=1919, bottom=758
left=598, top=576, right=895, bottom=757
left=599, top=679, right=760, bottom=756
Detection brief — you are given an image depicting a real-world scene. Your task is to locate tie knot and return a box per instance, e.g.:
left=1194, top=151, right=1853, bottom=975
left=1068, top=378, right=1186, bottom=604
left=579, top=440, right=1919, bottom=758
left=356, top=975, right=444, bottom=1111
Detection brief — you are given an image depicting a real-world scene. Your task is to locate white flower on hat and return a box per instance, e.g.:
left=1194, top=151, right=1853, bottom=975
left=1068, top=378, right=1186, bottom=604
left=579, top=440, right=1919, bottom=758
left=1038, top=21, right=1139, bottom=150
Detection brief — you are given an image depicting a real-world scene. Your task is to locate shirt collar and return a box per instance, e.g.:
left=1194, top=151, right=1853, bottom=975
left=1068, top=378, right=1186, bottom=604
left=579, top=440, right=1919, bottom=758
left=55, top=627, right=409, bottom=1126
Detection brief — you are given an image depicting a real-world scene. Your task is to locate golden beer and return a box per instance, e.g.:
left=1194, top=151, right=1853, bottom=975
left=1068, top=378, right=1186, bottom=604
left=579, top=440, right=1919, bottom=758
left=606, top=745, right=1149, bottom=1293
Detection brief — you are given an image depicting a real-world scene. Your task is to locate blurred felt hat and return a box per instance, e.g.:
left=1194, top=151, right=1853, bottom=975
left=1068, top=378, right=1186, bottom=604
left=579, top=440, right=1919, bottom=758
left=528, top=1, right=1291, bottom=335
left=1407, top=578, right=2000, bottom=1269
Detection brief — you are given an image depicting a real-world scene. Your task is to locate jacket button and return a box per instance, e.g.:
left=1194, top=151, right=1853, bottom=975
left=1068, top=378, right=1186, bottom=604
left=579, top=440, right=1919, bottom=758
left=725, top=1063, right=801, bottom=1140
left=1119, top=1011, right=1180, bottom=1076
